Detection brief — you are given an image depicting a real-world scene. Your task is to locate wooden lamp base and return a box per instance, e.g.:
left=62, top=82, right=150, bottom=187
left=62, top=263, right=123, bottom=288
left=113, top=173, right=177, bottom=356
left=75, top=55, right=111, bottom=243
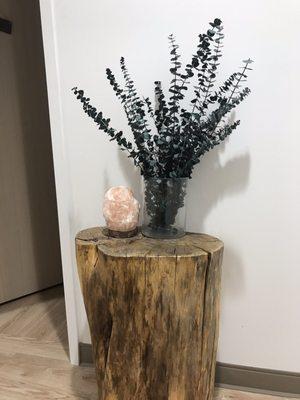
left=106, top=227, right=138, bottom=238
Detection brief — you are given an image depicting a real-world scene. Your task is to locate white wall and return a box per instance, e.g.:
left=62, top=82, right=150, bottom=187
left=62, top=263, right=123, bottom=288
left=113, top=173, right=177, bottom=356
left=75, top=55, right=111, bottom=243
left=40, top=0, right=300, bottom=371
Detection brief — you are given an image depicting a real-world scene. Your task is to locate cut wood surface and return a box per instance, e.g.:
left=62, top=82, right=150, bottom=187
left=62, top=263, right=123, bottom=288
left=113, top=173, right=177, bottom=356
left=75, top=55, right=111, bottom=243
left=76, top=227, right=224, bottom=400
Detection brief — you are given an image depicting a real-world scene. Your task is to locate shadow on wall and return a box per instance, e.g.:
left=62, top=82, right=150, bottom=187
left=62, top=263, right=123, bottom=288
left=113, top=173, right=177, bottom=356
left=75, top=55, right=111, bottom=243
left=114, top=136, right=251, bottom=235
left=116, top=136, right=250, bottom=234
left=102, top=150, right=142, bottom=202
left=188, top=139, right=250, bottom=299
left=187, top=140, right=251, bottom=233
left=118, top=150, right=143, bottom=202
left=221, top=245, right=246, bottom=298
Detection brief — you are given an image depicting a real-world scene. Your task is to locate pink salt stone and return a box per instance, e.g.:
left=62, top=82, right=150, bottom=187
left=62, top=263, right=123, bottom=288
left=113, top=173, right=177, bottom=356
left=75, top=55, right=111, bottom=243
left=103, top=186, right=140, bottom=232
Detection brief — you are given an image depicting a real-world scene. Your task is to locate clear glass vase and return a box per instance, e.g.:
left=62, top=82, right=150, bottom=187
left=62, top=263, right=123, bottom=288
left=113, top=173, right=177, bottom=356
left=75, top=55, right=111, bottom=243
left=142, top=177, right=188, bottom=239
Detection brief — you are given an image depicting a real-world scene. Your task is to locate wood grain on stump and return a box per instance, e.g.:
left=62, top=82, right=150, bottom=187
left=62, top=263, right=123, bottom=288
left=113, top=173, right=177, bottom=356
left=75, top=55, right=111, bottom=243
left=76, top=227, right=223, bottom=400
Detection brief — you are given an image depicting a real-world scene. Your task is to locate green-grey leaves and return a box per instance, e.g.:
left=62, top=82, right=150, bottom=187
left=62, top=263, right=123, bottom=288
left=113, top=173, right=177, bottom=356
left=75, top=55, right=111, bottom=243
left=72, top=18, right=252, bottom=179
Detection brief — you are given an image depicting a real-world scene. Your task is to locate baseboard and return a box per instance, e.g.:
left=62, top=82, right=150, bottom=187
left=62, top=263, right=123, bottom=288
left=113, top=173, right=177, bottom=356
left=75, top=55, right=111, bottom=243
left=79, top=342, right=93, bottom=365
left=79, top=342, right=300, bottom=397
left=216, top=363, right=300, bottom=398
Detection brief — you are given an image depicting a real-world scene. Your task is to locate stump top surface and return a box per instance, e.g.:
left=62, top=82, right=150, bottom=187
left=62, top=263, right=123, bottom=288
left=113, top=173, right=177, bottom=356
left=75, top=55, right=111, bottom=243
left=76, top=227, right=223, bottom=258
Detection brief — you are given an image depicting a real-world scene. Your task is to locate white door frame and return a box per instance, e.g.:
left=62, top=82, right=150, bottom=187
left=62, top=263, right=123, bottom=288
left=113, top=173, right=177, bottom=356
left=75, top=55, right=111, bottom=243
left=39, top=0, right=79, bottom=365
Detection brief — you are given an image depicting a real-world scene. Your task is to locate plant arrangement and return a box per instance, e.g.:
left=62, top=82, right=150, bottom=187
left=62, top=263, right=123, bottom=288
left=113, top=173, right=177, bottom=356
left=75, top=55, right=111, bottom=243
left=72, top=18, right=252, bottom=237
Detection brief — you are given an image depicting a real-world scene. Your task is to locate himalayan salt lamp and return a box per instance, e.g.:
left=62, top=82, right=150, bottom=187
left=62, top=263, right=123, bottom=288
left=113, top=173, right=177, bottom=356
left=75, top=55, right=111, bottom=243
left=103, top=186, right=139, bottom=237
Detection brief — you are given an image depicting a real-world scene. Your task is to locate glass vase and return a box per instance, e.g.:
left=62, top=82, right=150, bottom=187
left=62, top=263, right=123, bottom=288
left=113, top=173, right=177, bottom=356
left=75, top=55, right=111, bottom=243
left=142, top=177, right=188, bottom=239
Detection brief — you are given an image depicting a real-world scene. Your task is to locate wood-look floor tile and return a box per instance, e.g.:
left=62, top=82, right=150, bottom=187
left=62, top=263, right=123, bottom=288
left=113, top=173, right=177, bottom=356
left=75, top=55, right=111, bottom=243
left=0, top=286, right=67, bottom=341
left=0, top=335, right=67, bottom=361
left=0, top=352, right=97, bottom=400
left=0, top=375, right=91, bottom=400
left=214, top=388, right=294, bottom=399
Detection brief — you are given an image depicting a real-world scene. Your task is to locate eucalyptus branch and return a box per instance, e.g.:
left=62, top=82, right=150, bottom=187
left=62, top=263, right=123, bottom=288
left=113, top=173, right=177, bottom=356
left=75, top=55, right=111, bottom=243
left=227, top=59, right=253, bottom=104
left=72, top=18, right=252, bottom=179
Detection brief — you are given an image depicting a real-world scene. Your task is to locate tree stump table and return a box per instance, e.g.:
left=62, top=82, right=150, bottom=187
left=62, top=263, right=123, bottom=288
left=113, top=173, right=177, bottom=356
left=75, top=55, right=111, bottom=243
left=76, top=227, right=223, bottom=400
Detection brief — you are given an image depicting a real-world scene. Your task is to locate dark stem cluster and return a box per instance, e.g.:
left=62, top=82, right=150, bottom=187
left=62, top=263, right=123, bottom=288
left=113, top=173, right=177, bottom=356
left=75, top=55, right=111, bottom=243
left=144, top=178, right=187, bottom=230
left=72, top=18, right=252, bottom=180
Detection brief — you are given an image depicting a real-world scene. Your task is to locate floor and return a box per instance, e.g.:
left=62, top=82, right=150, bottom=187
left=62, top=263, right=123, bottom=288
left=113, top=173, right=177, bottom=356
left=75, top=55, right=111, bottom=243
left=0, top=286, right=294, bottom=399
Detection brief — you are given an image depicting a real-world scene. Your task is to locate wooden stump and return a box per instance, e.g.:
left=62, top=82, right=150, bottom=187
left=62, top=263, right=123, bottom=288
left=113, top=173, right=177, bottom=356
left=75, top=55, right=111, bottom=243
left=76, top=227, right=223, bottom=400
